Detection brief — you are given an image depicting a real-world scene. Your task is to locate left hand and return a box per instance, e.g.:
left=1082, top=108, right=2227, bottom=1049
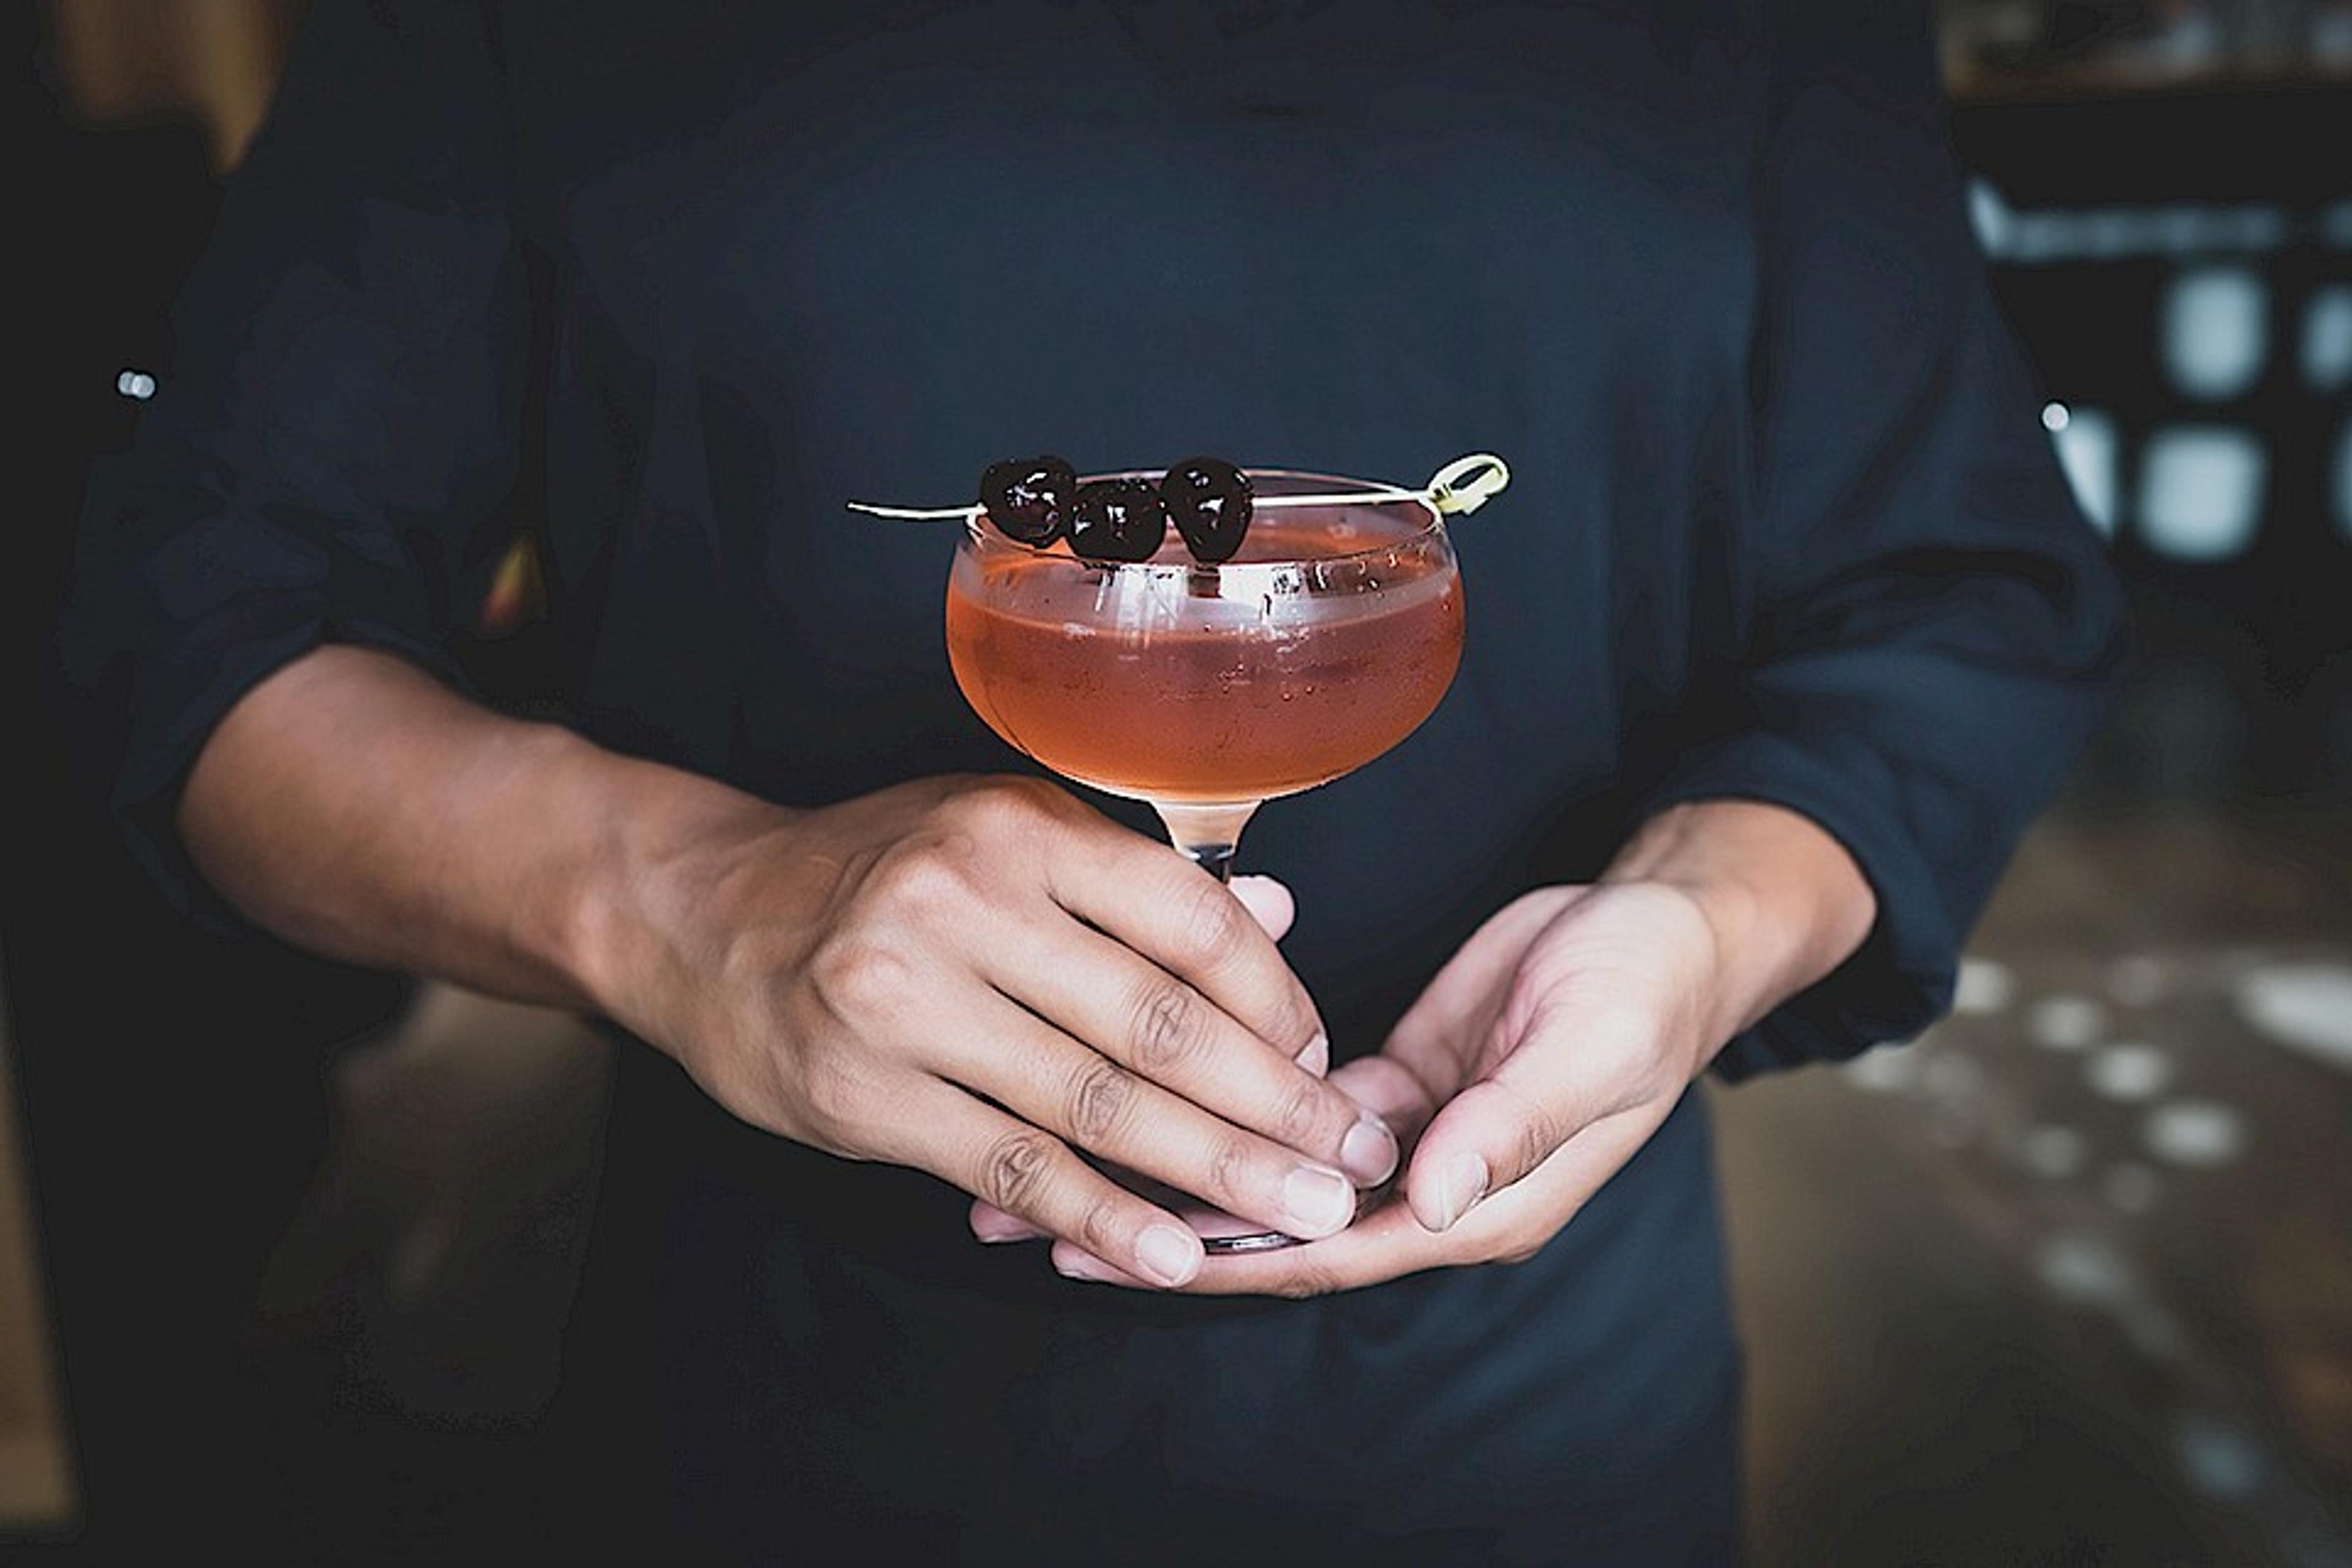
left=968, top=801, right=1875, bottom=1295
left=991, top=877, right=1730, bottom=1295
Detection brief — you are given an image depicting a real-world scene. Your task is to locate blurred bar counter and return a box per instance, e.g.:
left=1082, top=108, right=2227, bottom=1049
left=1715, top=801, right=2352, bottom=1566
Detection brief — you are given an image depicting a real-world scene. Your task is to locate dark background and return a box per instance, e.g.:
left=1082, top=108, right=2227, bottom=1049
left=4, top=1, right=2347, bottom=1562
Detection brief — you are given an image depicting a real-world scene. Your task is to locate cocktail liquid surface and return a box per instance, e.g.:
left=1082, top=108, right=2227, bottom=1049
left=946, top=514, right=1463, bottom=804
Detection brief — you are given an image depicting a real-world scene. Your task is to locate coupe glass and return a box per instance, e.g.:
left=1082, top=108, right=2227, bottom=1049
left=944, top=469, right=1465, bottom=881
left=943, top=468, right=1467, bottom=1252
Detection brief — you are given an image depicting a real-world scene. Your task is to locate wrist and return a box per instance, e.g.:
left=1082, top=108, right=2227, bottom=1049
left=556, top=745, right=799, bottom=1041
left=1602, top=800, right=1877, bottom=1051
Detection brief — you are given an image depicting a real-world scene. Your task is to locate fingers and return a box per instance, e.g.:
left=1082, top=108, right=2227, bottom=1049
left=876, top=1078, right=1208, bottom=1287
left=1402, top=1001, right=1656, bottom=1233
left=1379, top=886, right=1577, bottom=1071
left=990, top=915, right=1395, bottom=1188
left=960, top=867, right=1311, bottom=1251
left=1051, top=1106, right=1668, bottom=1295
left=1352, top=889, right=1580, bottom=1183
left=975, top=1053, right=1414, bottom=1250
left=1052, top=1189, right=1436, bottom=1295
left=970, top=1200, right=1046, bottom=1243
left=1042, top=829, right=1327, bottom=1068
left=946, top=995, right=1368, bottom=1243
left=1325, top=1054, right=1443, bottom=1145
left=1225, top=875, right=1294, bottom=943
left=1228, top=875, right=1316, bottom=1069
left=1400, top=1080, right=1512, bottom=1232
left=965, top=864, right=1327, bottom=1251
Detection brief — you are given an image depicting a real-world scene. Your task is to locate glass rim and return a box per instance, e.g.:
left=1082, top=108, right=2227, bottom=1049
left=958, top=466, right=1450, bottom=576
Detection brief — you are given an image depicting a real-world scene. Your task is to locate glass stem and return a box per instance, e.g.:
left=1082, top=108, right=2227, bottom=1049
left=1151, top=801, right=1261, bottom=886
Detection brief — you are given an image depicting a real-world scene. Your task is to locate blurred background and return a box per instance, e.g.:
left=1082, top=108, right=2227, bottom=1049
left=3, top=1, right=2348, bottom=1562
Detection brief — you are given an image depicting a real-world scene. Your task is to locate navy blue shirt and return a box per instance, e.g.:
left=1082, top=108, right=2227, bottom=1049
left=63, top=1, right=2125, bottom=1559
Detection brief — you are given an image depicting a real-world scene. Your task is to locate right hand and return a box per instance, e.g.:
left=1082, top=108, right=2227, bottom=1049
left=601, top=774, right=1399, bottom=1287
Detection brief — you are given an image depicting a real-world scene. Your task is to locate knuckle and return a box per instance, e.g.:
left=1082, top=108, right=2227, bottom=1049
left=1065, top=1058, right=1139, bottom=1146
left=1489, top=1078, right=1565, bottom=1185
left=1172, top=878, right=1252, bottom=972
left=1076, top=1193, right=1127, bottom=1259
left=1270, top=1072, right=1333, bottom=1148
left=1278, top=1000, right=1325, bottom=1062
left=803, top=935, right=916, bottom=1025
left=869, top=837, right=980, bottom=917
left=1124, top=978, right=1206, bottom=1076
left=1205, top=1134, right=1253, bottom=1209
left=946, top=778, right=1057, bottom=843
left=1517, top=1115, right=1559, bottom=1186
left=976, top=1128, right=1058, bottom=1214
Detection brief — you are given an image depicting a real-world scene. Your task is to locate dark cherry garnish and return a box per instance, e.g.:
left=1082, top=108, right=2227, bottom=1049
left=1066, top=478, right=1168, bottom=563
left=1159, top=456, right=1254, bottom=564
left=979, top=455, right=1077, bottom=545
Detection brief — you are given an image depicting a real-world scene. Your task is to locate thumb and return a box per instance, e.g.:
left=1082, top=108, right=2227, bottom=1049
left=1226, top=874, right=1295, bottom=942
left=1400, top=1078, right=1532, bottom=1234
left=1401, top=1003, right=1623, bottom=1233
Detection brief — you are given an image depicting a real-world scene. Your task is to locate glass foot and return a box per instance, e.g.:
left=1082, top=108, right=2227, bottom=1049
left=1102, top=1163, right=1396, bottom=1254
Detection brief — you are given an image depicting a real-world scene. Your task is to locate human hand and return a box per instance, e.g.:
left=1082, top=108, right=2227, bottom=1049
left=1032, top=801, right=1875, bottom=1295
left=1033, top=879, right=1718, bottom=1293
left=605, top=775, right=1398, bottom=1288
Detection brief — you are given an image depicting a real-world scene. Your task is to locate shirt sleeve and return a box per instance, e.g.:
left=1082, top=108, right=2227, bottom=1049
left=1638, top=2, right=2132, bottom=1080
left=57, top=0, right=533, bottom=932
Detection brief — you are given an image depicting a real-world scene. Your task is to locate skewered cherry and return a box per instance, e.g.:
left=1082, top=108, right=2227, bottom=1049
left=1159, top=456, right=1254, bottom=564
left=979, top=455, right=1076, bottom=545
left=1066, top=478, right=1168, bottom=563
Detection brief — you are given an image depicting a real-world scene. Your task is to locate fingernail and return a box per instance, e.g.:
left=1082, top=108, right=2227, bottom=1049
left=1135, top=1224, right=1202, bottom=1287
left=1340, top=1115, right=1399, bottom=1188
left=1435, top=1153, right=1490, bottom=1232
left=1054, top=1250, right=1124, bottom=1284
left=1283, top=1166, right=1354, bottom=1237
left=1294, top=1033, right=1329, bottom=1077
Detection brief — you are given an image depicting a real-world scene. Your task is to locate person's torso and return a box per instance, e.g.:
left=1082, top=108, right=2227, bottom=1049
left=492, top=0, right=1766, bottom=1036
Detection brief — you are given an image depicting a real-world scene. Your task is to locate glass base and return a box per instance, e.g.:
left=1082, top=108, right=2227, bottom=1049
left=1195, top=1176, right=1397, bottom=1255
left=1109, top=1164, right=1396, bottom=1256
